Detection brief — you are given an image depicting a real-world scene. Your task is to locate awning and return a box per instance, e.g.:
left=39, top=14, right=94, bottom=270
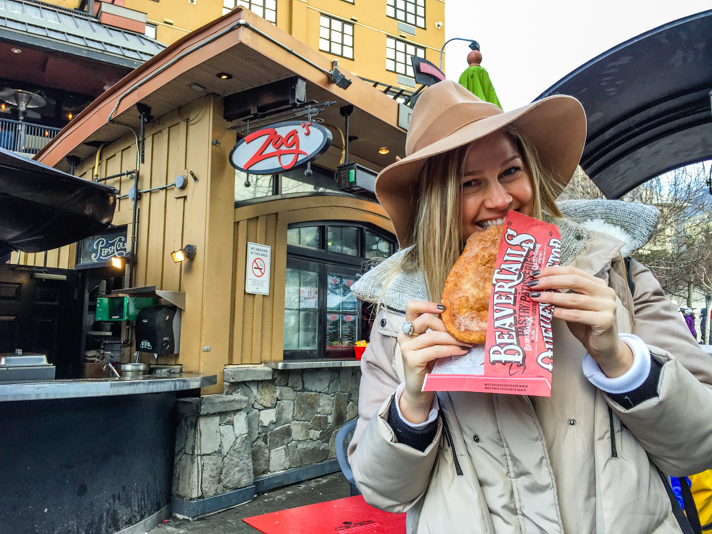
left=0, top=147, right=116, bottom=256
left=537, top=10, right=712, bottom=199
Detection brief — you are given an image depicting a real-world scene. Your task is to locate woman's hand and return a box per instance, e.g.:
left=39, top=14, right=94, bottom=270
left=528, top=266, right=633, bottom=378
left=397, top=300, right=471, bottom=424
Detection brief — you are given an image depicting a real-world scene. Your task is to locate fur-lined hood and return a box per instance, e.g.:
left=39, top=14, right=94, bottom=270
left=352, top=200, right=660, bottom=313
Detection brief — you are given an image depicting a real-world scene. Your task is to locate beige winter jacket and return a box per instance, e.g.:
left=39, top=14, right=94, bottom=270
left=349, top=231, right=712, bottom=534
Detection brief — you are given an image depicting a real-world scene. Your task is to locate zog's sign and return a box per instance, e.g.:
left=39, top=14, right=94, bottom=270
left=229, top=121, right=332, bottom=175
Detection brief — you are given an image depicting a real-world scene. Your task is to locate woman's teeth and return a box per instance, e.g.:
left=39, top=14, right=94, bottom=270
left=477, top=217, right=506, bottom=230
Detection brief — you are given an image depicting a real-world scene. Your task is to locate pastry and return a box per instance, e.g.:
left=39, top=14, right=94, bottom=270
left=441, top=225, right=502, bottom=344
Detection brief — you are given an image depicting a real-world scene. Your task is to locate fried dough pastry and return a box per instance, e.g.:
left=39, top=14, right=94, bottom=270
left=441, top=225, right=502, bottom=344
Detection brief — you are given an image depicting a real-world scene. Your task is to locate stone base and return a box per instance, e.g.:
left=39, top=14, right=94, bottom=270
left=171, top=459, right=341, bottom=519
left=171, top=365, right=360, bottom=515
left=172, top=485, right=256, bottom=520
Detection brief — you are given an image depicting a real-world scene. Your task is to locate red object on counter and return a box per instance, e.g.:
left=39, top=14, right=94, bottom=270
left=354, top=346, right=366, bottom=360
left=243, top=495, right=406, bottom=533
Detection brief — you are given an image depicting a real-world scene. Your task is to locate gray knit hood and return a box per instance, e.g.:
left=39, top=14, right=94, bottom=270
left=352, top=200, right=660, bottom=313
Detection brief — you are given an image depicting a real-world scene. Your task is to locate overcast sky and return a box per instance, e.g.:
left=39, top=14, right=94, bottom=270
left=444, top=1, right=711, bottom=110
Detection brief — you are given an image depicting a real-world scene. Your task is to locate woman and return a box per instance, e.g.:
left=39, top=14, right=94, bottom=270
left=348, top=81, right=712, bottom=534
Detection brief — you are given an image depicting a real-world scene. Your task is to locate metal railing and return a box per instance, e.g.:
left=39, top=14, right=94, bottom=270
left=358, top=77, right=416, bottom=103
left=0, top=117, right=61, bottom=155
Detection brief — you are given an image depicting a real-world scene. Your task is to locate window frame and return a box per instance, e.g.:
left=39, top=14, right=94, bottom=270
left=144, top=23, right=157, bottom=40
left=284, top=222, right=396, bottom=360
left=385, top=36, right=426, bottom=79
left=386, top=0, right=425, bottom=29
left=223, top=0, right=276, bottom=23
left=319, top=14, right=354, bottom=60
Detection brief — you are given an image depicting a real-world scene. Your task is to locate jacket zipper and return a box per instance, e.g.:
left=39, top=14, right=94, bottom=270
left=608, top=406, right=618, bottom=458
left=441, top=417, right=463, bottom=476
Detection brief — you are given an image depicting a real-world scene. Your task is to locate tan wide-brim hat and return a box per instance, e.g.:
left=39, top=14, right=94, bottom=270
left=376, top=80, right=587, bottom=247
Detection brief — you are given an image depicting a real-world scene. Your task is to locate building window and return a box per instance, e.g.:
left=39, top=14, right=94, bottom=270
left=234, top=166, right=344, bottom=204
left=319, top=15, right=354, bottom=60
left=144, top=23, right=157, bottom=40
left=223, top=0, right=276, bottom=23
left=386, top=0, right=425, bottom=29
left=284, top=223, right=395, bottom=359
left=386, top=37, right=425, bottom=78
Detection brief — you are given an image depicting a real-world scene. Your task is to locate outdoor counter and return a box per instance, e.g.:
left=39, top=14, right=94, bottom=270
left=0, top=374, right=217, bottom=534
left=0, top=373, right=216, bottom=402
left=262, top=359, right=362, bottom=370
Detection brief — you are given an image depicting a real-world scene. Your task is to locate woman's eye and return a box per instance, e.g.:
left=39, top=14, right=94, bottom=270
left=462, top=179, right=480, bottom=189
left=501, top=166, right=521, bottom=179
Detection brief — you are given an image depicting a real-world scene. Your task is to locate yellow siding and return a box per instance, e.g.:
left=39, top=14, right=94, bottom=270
left=39, top=0, right=444, bottom=94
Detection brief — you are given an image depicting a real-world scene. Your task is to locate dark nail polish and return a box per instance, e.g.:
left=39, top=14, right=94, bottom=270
left=530, top=291, right=541, bottom=298
left=531, top=269, right=541, bottom=276
left=526, top=279, right=539, bottom=287
left=437, top=304, right=446, bottom=311
left=460, top=346, right=470, bottom=351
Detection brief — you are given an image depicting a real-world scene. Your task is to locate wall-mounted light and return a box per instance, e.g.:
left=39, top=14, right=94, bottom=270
left=111, top=256, right=125, bottom=269
left=328, top=60, right=352, bottom=90
left=378, top=146, right=390, bottom=155
left=171, top=244, right=196, bottom=263
left=216, top=72, right=233, bottom=80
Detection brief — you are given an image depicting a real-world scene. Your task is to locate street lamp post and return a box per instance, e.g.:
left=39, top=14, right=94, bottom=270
left=439, top=38, right=480, bottom=72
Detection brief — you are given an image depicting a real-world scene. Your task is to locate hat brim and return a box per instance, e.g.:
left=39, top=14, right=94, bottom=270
left=375, top=95, right=587, bottom=247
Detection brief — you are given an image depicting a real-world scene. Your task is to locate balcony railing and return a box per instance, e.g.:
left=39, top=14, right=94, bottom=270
left=0, top=117, right=61, bottom=155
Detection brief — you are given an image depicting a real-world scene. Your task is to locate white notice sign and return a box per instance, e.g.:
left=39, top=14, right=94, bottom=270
left=245, top=242, right=271, bottom=295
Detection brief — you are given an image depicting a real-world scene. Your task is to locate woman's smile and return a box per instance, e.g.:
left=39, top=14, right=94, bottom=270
left=460, top=131, right=534, bottom=239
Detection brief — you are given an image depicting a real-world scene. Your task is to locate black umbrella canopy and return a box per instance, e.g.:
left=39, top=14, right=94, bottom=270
left=0, top=148, right=117, bottom=257
left=537, top=10, right=712, bottom=199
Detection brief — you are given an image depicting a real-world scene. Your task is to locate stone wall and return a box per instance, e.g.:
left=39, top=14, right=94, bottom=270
left=173, top=365, right=360, bottom=503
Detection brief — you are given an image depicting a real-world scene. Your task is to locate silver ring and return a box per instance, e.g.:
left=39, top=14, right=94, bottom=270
left=401, top=321, right=418, bottom=337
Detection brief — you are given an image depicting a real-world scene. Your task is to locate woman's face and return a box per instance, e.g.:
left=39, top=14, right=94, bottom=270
left=460, top=131, right=534, bottom=240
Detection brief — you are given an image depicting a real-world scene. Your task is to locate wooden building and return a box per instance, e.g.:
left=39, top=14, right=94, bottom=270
left=5, top=9, right=414, bottom=522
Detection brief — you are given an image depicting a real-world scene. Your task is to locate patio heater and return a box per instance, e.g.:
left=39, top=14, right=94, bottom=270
left=0, top=89, right=46, bottom=152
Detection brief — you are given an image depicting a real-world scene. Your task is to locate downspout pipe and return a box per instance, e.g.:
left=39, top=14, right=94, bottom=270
left=93, top=143, right=106, bottom=181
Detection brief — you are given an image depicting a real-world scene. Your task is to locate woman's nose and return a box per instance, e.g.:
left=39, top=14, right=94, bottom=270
left=483, top=182, right=512, bottom=210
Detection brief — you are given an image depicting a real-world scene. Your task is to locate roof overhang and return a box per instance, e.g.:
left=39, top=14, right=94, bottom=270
left=538, top=9, right=712, bottom=199
left=36, top=9, right=405, bottom=174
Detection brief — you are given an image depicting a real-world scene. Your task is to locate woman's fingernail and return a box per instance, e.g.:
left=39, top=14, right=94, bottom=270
left=526, top=279, right=539, bottom=287
left=530, top=291, right=541, bottom=298
left=460, top=346, right=470, bottom=351
left=437, top=304, right=446, bottom=311
left=531, top=269, right=541, bottom=276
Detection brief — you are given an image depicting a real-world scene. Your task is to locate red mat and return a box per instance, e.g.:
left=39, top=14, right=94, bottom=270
left=243, top=495, right=406, bottom=533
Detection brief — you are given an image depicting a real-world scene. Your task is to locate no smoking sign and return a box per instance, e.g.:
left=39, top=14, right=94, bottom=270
left=252, top=257, right=266, bottom=277
left=246, top=242, right=271, bottom=295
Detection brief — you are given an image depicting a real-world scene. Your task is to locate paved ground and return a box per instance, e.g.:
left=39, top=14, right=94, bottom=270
left=148, top=473, right=351, bottom=533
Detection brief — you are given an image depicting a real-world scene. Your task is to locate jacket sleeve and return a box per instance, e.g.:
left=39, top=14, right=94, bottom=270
left=606, top=259, right=712, bottom=476
left=348, top=311, right=442, bottom=512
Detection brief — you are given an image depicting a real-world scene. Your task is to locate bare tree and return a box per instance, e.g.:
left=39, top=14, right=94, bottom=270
left=558, top=167, right=605, bottom=201
left=559, top=163, right=712, bottom=343
left=625, top=164, right=712, bottom=297
left=625, top=163, right=712, bottom=343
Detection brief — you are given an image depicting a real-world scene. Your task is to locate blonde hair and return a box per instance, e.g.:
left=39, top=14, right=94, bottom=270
left=399, top=128, right=564, bottom=301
